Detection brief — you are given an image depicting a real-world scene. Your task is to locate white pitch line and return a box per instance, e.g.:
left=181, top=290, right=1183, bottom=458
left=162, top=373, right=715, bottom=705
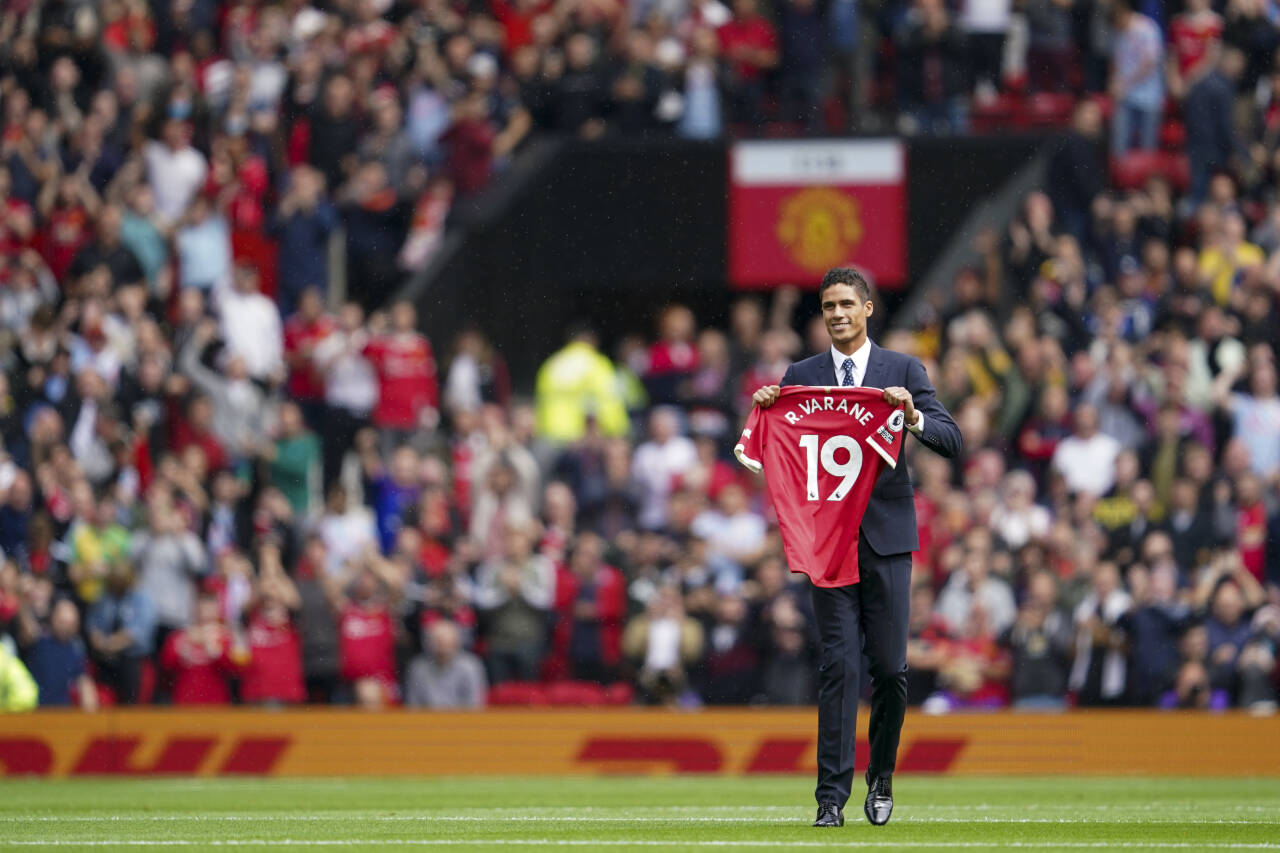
left=5, top=841, right=1280, bottom=849
left=1, top=815, right=1275, bottom=825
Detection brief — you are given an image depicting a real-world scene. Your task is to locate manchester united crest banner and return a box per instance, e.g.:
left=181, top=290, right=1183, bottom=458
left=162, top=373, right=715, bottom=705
left=728, top=139, right=907, bottom=289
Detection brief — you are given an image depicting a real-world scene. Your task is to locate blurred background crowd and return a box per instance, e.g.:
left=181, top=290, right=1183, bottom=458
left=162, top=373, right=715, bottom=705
left=0, top=0, right=1279, bottom=713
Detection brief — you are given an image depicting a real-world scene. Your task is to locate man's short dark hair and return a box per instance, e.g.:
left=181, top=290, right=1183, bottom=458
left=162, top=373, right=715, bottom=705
left=818, top=267, right=873, bottom=304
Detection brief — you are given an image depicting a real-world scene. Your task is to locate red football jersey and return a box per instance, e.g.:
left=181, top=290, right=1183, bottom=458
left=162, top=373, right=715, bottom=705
left=735, top=386, right=905, bottom=587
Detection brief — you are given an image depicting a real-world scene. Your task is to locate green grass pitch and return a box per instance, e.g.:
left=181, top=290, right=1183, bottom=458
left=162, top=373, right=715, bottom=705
left=2, top=776, right=1278, bottom=850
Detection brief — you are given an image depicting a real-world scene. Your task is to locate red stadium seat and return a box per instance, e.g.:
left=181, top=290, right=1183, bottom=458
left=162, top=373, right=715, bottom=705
left=971, top=93, right=1022, bottom=132
left=1022, top=93, right=1076, bottom=128
left=544, top=681, right=607, bottom=706
left=486, top=682, right=548, bottom=706
left=1109, top=151, right=1190, bottom=192
left=1160, top=120, right=1186, bottom=150
left=602, top=683, right=636, bottom=706
left=1086, top=93, right=1114, bottom=120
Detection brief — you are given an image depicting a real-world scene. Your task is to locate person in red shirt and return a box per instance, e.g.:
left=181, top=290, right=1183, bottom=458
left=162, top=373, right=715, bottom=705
left=283, top=287, right=336, bottom=429
left=552, top=531, right=626, bottom=683
left=36, top=174, right=96, bottom=283
left=331, top=557, right=403, bottom=708
left=240, top=559, right=305, bottom=705
left=0, top=165, right=36, bottom=256
left=1235, top=473, right=1268, bottom=583
left=362, top=300, right=439, bottom=453
left=159, top=592, right=246, bottom=705
left=717, top=0, right=779, bottom=125
left=1168, top=0, right=1223, bottom=98
left=645, top=304, right=700, bottom=405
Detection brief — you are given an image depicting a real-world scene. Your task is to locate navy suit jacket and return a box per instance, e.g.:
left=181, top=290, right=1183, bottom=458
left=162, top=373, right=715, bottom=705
left=780, top=341, right=962, bottom=557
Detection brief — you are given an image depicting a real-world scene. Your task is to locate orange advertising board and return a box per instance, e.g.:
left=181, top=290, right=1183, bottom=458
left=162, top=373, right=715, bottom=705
left=1, top=709, right=1276, bottom=778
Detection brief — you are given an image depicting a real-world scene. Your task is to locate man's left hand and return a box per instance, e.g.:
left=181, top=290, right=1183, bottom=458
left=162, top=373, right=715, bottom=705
left=882, top=386, right=918, bottom=427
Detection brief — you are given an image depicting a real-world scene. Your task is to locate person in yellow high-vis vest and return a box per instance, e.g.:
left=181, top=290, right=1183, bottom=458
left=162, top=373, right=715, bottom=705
left=0, top=638, right=38, bottom=712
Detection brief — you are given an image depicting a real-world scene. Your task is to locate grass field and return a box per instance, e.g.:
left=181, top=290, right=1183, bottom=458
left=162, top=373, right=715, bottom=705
left=2, top=776, right=1279, bottom=851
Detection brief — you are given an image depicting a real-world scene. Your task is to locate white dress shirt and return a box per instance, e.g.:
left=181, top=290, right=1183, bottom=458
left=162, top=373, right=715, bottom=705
left=830, top=339, right=925, bottom=434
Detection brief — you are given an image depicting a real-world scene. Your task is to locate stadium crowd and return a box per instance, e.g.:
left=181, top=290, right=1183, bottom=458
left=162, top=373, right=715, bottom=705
left=2, top=0, right=1280, bottom=714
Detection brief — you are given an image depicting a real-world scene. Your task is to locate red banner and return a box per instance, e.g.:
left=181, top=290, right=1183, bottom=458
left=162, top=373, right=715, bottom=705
left=728, top=140, right=907, bottom=289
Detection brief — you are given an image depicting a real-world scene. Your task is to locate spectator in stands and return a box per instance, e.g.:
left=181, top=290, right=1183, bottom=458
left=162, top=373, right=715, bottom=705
left=718, top=0, right=779, bottom=126
left=239, top=554, right=305, bottom=706
left=406, top=619, right=488, bottom=708
left=313, top=303, right=378, bottom=487
left=179, top=320, right=271, bottom=462
left=160, top=591, right=244, bottom=705
left=1024, top=0, right=1074, bottom=93
left=86, top=562, right=155, bottom=705
left=144, top=118, right=207, bottom=227
left=1199, top=555, right=1267, bottom=697
left=535, top=327, right=630, bottom=445
left=1109, top=0, right=1165, bottom=156
left=333, top=557, right=403, bottom=709
left=678, top=28, right=727, bottom=140
left=132, top=488, right=206, bottom=644
left=895, top=0, right=970, bottom=135
left=1122, top=561, right=1190, bottom=705
left=260, top=401, right=321, bottom=521
left=623, top=584, right=705, bottom=705
left=1215, top=354, right=1280, bottom=482
left=936, top=542, right=1017, bottom=638
left=633, top=408, right=698, bottom=531
left=1184, top=49, right=1245, bottom=208
left=1051, top=404, right=1122, bottom=497
left=1001, top=570, right=1073, bottom=708
left=272, top=166, right=338, bottom=318
left=20, top=598, right=96, bottom=709
left=553, top=532, right=626, bottom=684
left=218, top=261, right=284, bottom=385
left=1069, top=561, right=1133, bottom=705
left=363, top=301, right=438, bottom=455
left=759, top=593, right=815, bottom=704
left=473, top=522, right=554, bottom=683
left=0, top=634, right=38, bottom=712
left=777, top=0, right=825, bottom=129
left=1047, top=101, right=1107, bottom=243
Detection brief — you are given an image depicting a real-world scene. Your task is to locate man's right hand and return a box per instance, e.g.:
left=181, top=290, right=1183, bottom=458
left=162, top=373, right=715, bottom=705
left=752, top=385, right=781, bottom=408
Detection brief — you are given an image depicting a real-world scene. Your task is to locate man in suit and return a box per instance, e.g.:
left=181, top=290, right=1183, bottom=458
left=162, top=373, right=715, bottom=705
left=752, top=267, right=962, bottom=828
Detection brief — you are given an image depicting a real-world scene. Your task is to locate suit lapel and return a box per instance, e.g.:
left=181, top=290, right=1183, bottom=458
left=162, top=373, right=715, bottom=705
left=818, top=352, right=837, bottom=388
left=861, top=341, right=886, bottom=389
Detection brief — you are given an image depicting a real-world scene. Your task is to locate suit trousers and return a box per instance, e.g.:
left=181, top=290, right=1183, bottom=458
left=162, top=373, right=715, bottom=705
left=809, top=538, right=911, bottom=807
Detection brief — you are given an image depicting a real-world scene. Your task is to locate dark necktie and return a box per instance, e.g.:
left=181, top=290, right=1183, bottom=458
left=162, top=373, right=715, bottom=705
left=841, top=358, right=856, bottom=387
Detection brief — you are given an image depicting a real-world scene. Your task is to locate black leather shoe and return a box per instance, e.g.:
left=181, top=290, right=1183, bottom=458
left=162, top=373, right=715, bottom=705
left=813, top=802, right=844, bottom=827
left=864, top=776, right=893, bottom=826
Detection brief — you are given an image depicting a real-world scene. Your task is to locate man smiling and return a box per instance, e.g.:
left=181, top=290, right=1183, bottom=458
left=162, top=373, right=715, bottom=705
left=751, top=267, right=962, bottom=828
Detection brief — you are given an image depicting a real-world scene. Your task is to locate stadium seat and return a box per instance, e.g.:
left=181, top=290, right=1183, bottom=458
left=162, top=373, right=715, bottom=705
left=543, top=681, right=607, bottom=706
left=1086, top=93, right=1114, bottom=119
left=602, top=683, right=636, bottom=706
left=1022, top=93, right=1076, bottom=128
left=486, top=682, right=548, bottom=706
left=1109, top=151, right=1190, bottom=192
left=1159, top=120, right=1186, bottom=150
left=971, top=93, right=1022, bottom=133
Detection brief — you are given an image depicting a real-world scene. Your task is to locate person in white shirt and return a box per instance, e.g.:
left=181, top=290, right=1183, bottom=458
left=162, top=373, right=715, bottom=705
left=632, top=407, right=698, bottom=530
left=690, top=481, right=767, bottom=571
left=934, top=548, right=1017, bottom=638
left=989, top=469, right=1051, bottom=549
left=1051, top=403, right=1122, bottom=496
left=144, top=118, right=208, bottom=226
left=312, top=302, right=378, bottom=487
left=216, top=262, right=284, bottom=383
left=316, top=483, right=378, bottom=578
